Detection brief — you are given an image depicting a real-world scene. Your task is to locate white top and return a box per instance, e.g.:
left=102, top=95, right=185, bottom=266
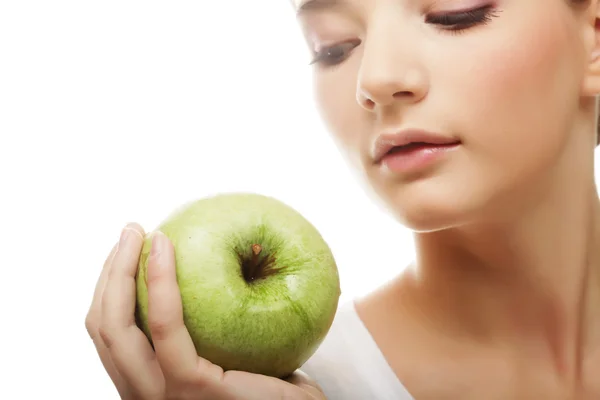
left=301, top=301, right=415, bottom=400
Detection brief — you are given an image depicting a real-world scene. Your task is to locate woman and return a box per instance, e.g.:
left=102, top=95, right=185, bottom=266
left=85, top=0, right=600, bottom=398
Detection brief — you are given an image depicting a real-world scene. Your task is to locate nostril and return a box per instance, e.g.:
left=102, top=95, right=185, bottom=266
left=393, top=91, right=413, bottom=99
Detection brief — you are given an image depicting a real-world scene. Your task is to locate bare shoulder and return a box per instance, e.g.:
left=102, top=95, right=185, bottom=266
left=354, top=275, right=600, bottom=400
left=353, top=276, right=513, bottom=399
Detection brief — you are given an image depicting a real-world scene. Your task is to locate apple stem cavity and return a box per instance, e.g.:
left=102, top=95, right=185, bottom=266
left=241, top=243, right=279, bottom=283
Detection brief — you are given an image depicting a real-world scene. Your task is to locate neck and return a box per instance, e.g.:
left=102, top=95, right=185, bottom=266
left=409, top=158, right=600, bottom=380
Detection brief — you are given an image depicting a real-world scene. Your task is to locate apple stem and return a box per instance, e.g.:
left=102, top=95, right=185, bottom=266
left=245, top=243, right=262, bottom=282
left=241, top=243, right=280, bottom=283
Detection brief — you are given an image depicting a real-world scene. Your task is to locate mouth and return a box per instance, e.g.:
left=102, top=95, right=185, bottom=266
left=372, top=130, right=461, bottom=164
left=385, top=141, right=459, bottom=155
left=374, top=140, right=461, bottom=174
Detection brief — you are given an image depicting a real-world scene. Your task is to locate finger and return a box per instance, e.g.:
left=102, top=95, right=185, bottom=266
left=87, top=242, right=118, bottom=328
left=286, top=370, right=325, bottom=399
left=85, top=242, right=128, bottom=390
left=222, top=370, right=324, bottom=400
left=101, top=223, right=145, bottom=329
left=100, top=223, right=165, bottom=398
left=146, top=231, right=202, bottom=383
left=86, top=241, right=117, bottom=343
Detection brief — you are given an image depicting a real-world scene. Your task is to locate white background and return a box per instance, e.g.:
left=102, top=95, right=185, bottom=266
left=4, top=2, right=600, bottom=399
left=0, top=2, right=415, bottom=399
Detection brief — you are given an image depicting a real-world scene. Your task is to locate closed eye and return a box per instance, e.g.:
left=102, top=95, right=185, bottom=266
left=426, top=5, right=498, bottom=32
left=310, top=39, right=361, bottom=67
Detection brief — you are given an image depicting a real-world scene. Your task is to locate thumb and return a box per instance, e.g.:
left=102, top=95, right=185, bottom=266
left=146, top=231, right=199, bottom=382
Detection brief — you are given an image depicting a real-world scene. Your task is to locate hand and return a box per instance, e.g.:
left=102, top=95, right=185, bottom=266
left=85, top=223, right=326, bottom=400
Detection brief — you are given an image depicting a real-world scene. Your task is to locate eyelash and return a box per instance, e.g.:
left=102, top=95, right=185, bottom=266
left=309, top=39, right=360, bottom=67
left=310, top=5, right=499, bottom=67
left=426, top=4, right=498, bottom=32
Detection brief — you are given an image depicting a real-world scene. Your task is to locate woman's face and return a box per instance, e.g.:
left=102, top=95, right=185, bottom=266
left=296, top=0, right=598, bottom=231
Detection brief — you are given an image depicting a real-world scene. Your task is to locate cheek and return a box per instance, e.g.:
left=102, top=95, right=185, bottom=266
left=437, top=7, right=583, bottom=163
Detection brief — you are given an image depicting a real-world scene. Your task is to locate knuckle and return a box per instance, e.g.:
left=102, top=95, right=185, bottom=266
left=147, top=318, right=172, bottom=341
left=145, top=267, right=162, bottom=285
left=84, top=313, right=98, bottom=339
left=97, top=325, right=115, bottom=349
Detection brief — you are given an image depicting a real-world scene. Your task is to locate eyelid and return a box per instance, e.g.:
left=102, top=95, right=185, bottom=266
left=425, top=3, right=496, bottom=28
left=315, top=38, right=359, bottom=52
left=310, top=39, right=360, bottom=66
left=305, top=25, right=358, bottom=53
left=427, top=3, right=492, bottom=18
left=313, top=38, right=345, bottom=53
left=426, top=0, right=495, bottom=13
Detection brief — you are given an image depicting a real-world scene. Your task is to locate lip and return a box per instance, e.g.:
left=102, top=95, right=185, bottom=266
left=372, top=129, right=461, bottom=164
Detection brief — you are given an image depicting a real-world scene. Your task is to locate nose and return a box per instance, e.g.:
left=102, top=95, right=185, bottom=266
left=356, top=31, right=429, bottom=111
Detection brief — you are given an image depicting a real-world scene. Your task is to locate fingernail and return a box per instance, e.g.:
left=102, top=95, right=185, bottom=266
left=119, top=226, right=133, bottom=247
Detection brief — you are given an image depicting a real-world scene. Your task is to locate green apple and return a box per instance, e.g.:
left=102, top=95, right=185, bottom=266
left=135, top=192, right=341, bottom=378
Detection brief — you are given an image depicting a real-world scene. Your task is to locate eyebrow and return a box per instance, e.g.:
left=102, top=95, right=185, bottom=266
left=295, top=0, right=343, bottom=17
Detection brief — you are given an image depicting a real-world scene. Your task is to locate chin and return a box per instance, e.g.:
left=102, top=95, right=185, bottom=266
left=392, top=205, right=465, bottom=233
left=371, top=178, right=493, bottom=233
